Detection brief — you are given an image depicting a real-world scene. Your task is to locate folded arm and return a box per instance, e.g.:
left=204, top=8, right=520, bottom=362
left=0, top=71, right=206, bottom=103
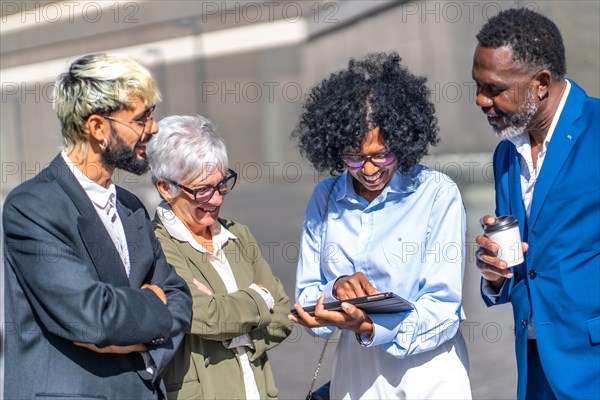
left=3, top=194, right=175, bottom=347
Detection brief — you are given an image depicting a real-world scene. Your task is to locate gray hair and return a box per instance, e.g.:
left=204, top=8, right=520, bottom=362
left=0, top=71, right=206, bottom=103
left=53, top=53, right=161, bottom=153
left=147, top=115, right=229, bottom=195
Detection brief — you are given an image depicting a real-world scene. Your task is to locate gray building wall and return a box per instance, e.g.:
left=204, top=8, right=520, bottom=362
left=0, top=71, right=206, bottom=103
left=1, top=0, right=599, bottom=197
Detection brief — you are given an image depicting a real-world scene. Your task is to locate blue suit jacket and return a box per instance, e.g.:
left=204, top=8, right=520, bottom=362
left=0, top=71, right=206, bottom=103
left=485, top=80, right=600, bottom=399
left=3, top=154, right=192, bottom=399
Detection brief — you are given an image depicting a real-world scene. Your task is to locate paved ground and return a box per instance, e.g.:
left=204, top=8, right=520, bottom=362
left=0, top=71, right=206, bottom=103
left=212, top=174, right=518, bottom=400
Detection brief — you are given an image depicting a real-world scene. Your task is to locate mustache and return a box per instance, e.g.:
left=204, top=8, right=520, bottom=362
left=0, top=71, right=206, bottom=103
left=136, top=136, right=151, bottom=146
left=482, top=107, right=503, bottom=119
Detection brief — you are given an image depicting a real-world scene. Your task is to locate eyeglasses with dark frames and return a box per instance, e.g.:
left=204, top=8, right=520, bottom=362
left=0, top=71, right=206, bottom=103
left=341, top=151, right=396, bottom=168
left=171, top=169, right=237, bottom=204
left=102, top=105, right=156, bottom=138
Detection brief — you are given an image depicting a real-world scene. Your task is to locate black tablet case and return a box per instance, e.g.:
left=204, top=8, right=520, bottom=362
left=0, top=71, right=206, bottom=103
left=291, top=292, right=413, bottom=317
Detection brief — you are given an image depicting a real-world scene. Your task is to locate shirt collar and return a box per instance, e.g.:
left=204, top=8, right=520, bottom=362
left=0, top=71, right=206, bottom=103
left=336, top=166, right=420, bottom=204
left=155, top=200, right=237, bottom=254
left=61, top=150, right=116, bottom=209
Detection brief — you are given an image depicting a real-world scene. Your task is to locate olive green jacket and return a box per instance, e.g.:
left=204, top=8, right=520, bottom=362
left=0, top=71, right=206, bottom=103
left=154, top=217, right=293, bottom=400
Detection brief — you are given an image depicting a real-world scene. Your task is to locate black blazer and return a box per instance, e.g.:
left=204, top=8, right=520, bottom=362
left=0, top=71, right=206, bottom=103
left=3, top=154, right=192, bottom=399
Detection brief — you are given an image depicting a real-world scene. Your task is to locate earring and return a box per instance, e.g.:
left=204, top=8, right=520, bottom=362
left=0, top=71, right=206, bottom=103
left=98, top=138, right=107, bottom=151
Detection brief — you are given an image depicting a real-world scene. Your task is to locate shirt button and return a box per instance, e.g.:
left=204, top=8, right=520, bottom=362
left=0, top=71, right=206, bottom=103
left=528, top=270, right=537, bottom=279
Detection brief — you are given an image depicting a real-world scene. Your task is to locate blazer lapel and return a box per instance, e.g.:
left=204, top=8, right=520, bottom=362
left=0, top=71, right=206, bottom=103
left=182, top=244, right=229, bottom=294
left=78, top=218, right=130, bottom=286
left=497, top=146, right=529, bottom=289
left=506, top=146, right=527, bottom=235
left=529, top=82, right=585, bottom=229
left=50, top=155, right=129, bottom=287
left=119, top=203, right=155, bottom=288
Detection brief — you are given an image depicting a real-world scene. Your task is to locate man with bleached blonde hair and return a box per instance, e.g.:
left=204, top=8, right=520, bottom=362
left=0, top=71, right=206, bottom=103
left=2, top=53, right=191, bottom=399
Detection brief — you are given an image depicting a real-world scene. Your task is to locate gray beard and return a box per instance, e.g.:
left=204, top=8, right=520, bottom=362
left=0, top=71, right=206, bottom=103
left=493, top=89, right=538, bottom=141
left=494, top=121, right=530, bottom=141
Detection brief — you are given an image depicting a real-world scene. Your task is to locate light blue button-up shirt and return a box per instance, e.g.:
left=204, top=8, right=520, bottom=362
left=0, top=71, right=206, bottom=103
left=296, top=165, right=466, bottom=358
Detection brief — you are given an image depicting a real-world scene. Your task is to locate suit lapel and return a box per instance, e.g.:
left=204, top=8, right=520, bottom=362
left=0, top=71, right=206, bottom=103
left=497, top=145, right=529, bottom=288
left=118, top=202, right=154, bottom=288
left=529, top=81, right=585, bottom=229
left=506, top=146, right=527, bottom=235
left=78, top=218, right=130, bottom=286
left=50, top=155, right=130, bottom=286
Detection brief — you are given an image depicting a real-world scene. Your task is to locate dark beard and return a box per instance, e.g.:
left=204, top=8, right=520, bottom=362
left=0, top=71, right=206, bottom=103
left=101, top=129, right=149, bottom=175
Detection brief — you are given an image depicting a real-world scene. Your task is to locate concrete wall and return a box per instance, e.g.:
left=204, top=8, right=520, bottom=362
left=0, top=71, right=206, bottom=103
left=1, top=0, right=599, bottom=199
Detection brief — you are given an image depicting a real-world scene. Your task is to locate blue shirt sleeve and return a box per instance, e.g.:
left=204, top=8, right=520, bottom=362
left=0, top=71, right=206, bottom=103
left=368, top=182, right=466, bottom=358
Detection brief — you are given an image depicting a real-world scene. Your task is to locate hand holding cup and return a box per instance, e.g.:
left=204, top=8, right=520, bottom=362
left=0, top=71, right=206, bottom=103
left=476, top=215, right=528, bottom=289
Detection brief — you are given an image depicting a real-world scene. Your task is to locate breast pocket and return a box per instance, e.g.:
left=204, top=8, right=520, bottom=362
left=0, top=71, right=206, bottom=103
left=546, top=185, right=598, bottom=204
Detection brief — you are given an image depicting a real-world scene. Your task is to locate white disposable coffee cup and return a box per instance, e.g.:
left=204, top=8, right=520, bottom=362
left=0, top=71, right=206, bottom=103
left=483, top=215, right=524, bottom=267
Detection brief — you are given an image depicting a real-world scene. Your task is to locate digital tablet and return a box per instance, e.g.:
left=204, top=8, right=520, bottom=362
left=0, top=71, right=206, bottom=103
left=291, top=292, right=413, bottom=317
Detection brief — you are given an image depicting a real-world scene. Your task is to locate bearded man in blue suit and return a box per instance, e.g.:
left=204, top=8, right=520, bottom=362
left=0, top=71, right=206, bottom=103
left=472, top=8, right=599, bottom=400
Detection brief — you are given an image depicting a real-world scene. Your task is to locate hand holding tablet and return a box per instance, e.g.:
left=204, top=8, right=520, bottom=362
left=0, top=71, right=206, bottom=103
left=290, top=292, right=413, bottom=317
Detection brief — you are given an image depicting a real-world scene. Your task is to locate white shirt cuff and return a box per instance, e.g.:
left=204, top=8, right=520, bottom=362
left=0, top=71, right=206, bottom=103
left=223, top=333, right=255, bottom=350
left=249, top=283, right=274, bottom=310
left=140, top=351, right=156, bottom=375
left=481, top=279, right=506, bottom=304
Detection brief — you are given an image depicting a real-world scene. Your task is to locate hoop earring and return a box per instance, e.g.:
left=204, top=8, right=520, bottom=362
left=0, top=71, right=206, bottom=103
left=98, top=138, right=107, bottom=151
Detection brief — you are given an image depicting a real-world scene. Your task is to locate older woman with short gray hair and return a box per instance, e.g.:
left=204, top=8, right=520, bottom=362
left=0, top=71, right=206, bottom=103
left=146, top=115, right=292, bottom=400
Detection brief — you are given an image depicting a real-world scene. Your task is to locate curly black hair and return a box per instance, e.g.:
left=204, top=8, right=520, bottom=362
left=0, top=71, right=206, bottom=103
left=476, top=8, right=566, bottom=79
left=293, top=52, right=439, bottom=174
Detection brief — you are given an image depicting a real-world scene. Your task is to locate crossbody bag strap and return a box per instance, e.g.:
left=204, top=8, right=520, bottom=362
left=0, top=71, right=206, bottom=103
left=306, top=175, right=341, bottom=400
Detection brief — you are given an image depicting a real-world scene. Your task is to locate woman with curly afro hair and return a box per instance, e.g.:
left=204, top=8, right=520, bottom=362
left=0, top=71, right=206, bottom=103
left=290, top=52, right=472, bottom=399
